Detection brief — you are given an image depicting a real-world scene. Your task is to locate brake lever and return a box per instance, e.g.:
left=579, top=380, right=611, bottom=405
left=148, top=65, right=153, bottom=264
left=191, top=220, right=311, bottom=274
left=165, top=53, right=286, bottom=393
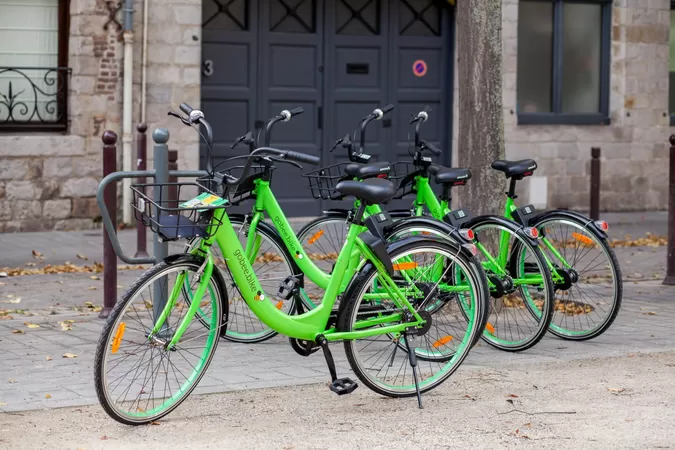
left=330, top=137, right=344, bottom=152
left=268, top=156, right=303, bottom=169
left=231, top=134, right=247, bottom=149
left=168, top=111, right=191, bottom=126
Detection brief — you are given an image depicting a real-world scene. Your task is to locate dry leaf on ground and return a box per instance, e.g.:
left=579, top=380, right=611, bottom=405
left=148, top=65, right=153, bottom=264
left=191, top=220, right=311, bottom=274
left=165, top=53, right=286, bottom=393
left=150, top=421, right=161, bottom=425
left=76, top=254, right=88, bottom=261
left=0, top=402, right=7, bottom=407
left=24, top=322, right=40, bottom=329
left=608, top=388, right=626, bottom=393
left=32, top=250, right=43, bottom=258
left=0, top=262, right=146, bottom=277
left=44, top=393, right=51, bottom=399
left=12, top=330, right=23, bottom=334
left=642, top=311, right=658, bottom=316
left=63, top=353, right=78, bottom=358
left=59, top=321, right=73, bottom=331
left=506, top=393, right=519, bottom=398
left=46, top=356, right=52, bottom=361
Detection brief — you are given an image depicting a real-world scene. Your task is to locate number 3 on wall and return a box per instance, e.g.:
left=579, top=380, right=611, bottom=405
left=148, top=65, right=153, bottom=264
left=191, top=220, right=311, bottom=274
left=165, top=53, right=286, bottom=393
left=202, top=60, right=214, bottom=77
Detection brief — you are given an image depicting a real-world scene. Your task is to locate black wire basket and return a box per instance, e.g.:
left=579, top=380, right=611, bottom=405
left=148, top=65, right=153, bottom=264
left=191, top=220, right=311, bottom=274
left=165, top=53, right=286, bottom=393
left=131, top=181, right=229, bottom=242
left=208, top=164, right=275, bottom=205
left=303, top=162, right=352, bottom=200
left=389, top=161, right=421, bottom=199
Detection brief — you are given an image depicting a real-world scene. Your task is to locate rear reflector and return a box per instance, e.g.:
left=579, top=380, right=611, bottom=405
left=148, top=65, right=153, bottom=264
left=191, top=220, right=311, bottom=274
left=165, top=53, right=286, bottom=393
left=459, top=228, right=474, bottom=241
left=524, top=227, right=539, bottom=239
left=393, top=262, right=418, bottom=271
left=595, top=220, right=609, bottom=231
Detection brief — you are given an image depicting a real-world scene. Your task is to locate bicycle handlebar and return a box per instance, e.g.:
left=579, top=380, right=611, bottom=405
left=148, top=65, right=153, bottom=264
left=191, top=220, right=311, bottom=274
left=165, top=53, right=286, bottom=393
left=265, top=107, right=304, bottom=146
left=420, top=139, right=442, bottom=156
left=223, top=147, right=320, bottom=187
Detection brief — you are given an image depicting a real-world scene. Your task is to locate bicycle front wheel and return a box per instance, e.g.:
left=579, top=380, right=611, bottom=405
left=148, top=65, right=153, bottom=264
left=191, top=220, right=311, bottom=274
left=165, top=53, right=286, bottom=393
left=534, top=215, right=622, bottom=340
left=184, top=214, right=299, bottom=343
left=466, top=217, right=555, bottom=352
left=95, top=255, right=225, bottom=425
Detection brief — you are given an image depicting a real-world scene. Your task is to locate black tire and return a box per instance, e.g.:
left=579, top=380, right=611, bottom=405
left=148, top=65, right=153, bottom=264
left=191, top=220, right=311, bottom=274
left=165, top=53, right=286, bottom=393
left=466, top=216, right=555, bottom=352
left=533, top=214, right=622, bottom=340
left=94, top=255, right=226, bottom=425
left=337, top=238, right=487, bottom=398
left=184, top=214, right=300, bottom=343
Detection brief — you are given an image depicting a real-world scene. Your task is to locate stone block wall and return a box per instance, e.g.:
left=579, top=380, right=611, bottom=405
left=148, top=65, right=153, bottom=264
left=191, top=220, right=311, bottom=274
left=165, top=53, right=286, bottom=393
left=0, top=0, right=201, bottom=233
left=499, top=0, right=671, bottom=212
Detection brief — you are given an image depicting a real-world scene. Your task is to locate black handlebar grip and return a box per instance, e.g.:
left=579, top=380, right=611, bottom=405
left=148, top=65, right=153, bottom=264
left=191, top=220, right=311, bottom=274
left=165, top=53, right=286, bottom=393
left=285, top=151, right=320, bottom=166
left=381, top=104, right=394, bottom=114
left=289, top=107, right=304, bottom=117
left=180, top=103, right=194, bottom=115
left=422, top=140, right=442, bottom=156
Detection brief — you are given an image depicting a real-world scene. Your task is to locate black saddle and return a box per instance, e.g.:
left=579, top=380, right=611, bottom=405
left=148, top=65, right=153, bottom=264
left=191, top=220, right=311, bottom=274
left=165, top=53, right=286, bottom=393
left=491, top=159, right=537, bottom=179
left=427, top=164, right=472, bottom=185
left=344, top=162, right=391, bottom=179
left=335, top=177, right=397, bottom=204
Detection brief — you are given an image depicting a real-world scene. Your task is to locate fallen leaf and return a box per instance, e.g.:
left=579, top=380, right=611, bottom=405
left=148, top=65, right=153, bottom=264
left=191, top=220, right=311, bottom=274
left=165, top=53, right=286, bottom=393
left=44, top=393, right=51, bottom=399
left=8, top=379, right=16, bottom=384
left=62, top=353, right=78, bottom=359
left=0, top=272, right=7, bottom=277
left=150, top=421, right=161, bottom=425
left=0, top=402, right=7, bottom=407
left=4, top=298, right=21, bottom=304
left=0, top=282, right=6, bottom=286
left=117, top=285, right=124, bottom=288
left=46, top=356, right=52, bottom=361
left=25, top=262, right=36, bottom=267
left=59, top=321, right=72, bottom=331
left=32, top=250, right=43, bottom=258
left=89, top=275, right=100, bottom=280
left=88, top=286, right=97, bottom=290
left=627, top=353, right=636, bottom=357
left=608, top=388, right=626, bottom=393
left=76, top=254, right=88, bottom=261
left=522, top=422, right=532, bottom=429
left=24, top=322, right=40, bottom=329
left=643, top=311, right=658, bottom=316
left=506, top=393, right=519, bottom=398
left=100, top=436, right=109, bottom=441
left=12, top=329, right=23, bottom=334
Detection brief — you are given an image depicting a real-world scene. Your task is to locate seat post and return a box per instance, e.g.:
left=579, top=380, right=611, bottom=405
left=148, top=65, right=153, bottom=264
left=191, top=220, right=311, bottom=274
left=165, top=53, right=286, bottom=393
left=506, top=177, right=518, bottom=199
left=351, top=201, right=368, bottom=225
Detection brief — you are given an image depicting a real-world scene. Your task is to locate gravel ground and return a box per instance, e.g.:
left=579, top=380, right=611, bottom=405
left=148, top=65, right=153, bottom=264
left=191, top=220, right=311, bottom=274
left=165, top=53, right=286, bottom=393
left=1, top=351, right=673, bottom=449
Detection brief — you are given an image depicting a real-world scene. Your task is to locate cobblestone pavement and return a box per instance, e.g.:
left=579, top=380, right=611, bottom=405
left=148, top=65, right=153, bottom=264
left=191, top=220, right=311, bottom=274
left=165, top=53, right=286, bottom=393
left=0, top=210, right=673, bottom=413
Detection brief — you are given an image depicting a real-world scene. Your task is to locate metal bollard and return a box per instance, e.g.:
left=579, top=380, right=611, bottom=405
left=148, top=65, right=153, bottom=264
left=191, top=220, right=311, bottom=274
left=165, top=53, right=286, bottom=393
left=664, top=136, right=675, bottom=286
left=168, top=150, right=178, bottom=208
left=134, top=123, right=149, bottom=258
left=152, top=128, right=170, bottom=325
left=589, top=147, right=601, bottom=221
left=100, top=131, right=118, bottom=319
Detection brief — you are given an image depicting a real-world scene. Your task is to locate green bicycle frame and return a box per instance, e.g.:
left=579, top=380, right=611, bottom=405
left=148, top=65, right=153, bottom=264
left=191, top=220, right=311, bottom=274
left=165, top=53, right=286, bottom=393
left=152, top=202, right=428, bottom=348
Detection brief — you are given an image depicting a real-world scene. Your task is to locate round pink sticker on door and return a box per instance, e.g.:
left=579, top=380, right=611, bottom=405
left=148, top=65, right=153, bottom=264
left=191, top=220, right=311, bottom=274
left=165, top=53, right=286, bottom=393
left=412, top=60, right=427, bottom=77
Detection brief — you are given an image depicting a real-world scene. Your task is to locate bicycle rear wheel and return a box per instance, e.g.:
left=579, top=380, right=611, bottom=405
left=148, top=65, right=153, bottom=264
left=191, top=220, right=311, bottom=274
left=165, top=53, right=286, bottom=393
left=534, top=215, right=622, bottom=340
left=338, top=239, right=486, bottom=397
left=94, top=255, right=225, bottom=425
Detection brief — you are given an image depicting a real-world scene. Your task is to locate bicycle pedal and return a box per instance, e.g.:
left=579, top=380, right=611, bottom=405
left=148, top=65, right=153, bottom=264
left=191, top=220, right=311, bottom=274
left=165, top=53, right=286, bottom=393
left=277, top=276, right=299, bottom=300
left=329, top=377, right=358, bottom=395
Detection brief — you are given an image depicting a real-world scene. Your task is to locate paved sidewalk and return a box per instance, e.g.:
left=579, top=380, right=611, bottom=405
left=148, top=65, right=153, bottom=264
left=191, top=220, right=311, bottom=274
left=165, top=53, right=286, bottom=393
left=0, top=210, right=673, bottom=414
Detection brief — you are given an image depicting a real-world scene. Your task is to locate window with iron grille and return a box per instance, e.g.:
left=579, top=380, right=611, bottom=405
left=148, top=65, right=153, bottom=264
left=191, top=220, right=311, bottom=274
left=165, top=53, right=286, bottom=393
left=516, top=0, right=612, bottom=125
left=0, top=0, right=70, bottom=132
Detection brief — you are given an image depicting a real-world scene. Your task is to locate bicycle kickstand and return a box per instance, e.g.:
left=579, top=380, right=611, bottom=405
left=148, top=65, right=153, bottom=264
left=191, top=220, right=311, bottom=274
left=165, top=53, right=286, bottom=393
left=404, top=331, right=423, bottom=409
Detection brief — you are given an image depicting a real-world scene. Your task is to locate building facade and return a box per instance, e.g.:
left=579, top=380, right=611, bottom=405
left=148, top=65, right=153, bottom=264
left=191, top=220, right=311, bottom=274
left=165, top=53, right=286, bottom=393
left=0, top=0, right=671, bottom=232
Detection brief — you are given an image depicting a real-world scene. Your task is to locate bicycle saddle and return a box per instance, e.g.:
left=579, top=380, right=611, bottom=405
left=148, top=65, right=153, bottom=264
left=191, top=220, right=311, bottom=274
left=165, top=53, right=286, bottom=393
left=335, top=177, right=397, bottom=204
left=491, top=159, right=537, bottom=179
left=344, top=162, right=391, bottom=179
left=427, top=164, right=472, bottom=185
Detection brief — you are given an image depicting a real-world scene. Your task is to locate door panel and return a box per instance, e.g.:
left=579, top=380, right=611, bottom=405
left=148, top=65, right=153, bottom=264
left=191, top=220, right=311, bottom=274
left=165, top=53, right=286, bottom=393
left=201, top=0, right=259, bottom=169
left=259, top=0, right=324, bottom=215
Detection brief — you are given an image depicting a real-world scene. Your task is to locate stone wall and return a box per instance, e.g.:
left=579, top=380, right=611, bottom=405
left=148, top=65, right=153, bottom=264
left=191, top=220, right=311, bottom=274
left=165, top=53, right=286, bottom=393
left=499, top=0, right=671, bottom=212
left=0, top=0, right=201, bottom=233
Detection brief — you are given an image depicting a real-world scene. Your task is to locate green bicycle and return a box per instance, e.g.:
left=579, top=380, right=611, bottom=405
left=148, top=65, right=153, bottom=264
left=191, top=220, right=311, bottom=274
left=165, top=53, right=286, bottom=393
left=302, top=107, right=621, bottom=344
left=94, top=103, right=488, bottom=424
left=183, top=106, right=487, bottom=350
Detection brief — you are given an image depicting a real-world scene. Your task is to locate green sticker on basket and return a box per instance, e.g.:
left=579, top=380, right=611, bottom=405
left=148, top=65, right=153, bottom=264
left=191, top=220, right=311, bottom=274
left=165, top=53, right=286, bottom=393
left=180, top=192, right=227, bottom=209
